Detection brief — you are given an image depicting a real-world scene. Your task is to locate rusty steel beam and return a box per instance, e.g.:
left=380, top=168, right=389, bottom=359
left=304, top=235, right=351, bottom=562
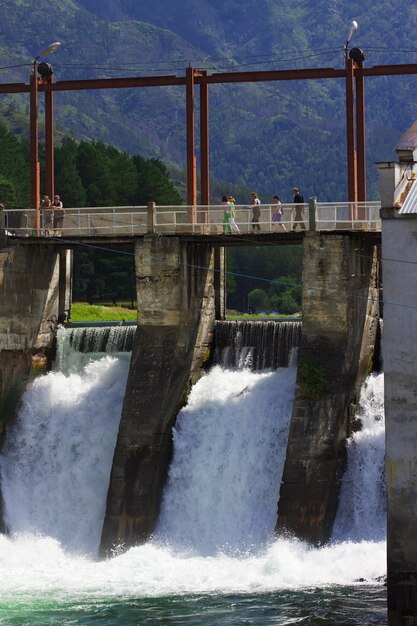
left=200, top=67, right=346, bottom=85
left=200, top=70, right=210, bottom=210
left=356, top=64, right=366, bottom=204
left=359, top=64, right=417, bottom=77
left=44, top=78, right=55, bottom=201
left=42, top=75, right=185, bottom=92
left=29, top=73, right=41, bottom=225
left=345, top=58, right=357, bottom=204
left=186, top=67, right=197, bottom=214
left=0, top=82, right=28, bottom=93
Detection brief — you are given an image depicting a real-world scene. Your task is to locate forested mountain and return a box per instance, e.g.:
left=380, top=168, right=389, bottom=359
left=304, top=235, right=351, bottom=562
left=1, top=0, right=417, bottom=203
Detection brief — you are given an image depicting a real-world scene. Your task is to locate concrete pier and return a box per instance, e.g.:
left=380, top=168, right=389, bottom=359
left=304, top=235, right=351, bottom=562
left=100, top=236, right=217, bottom=553
left=0, top=242, right=66, bottom=430
left=276, top=232, right=380, bottom=544
left=382, top=216, right=417, bottom=625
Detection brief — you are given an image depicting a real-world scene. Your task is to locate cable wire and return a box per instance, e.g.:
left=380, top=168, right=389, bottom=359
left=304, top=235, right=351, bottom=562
left=43, top=234, right=417, bottom=312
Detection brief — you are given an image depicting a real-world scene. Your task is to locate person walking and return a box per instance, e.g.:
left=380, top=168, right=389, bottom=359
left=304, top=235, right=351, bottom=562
left=40, top=195, right=52, bottom=235
left=250, top=192, right=261, bottom=234
left=222, top=195, right=232, bottom=234
left=291, top=187, right=306, bottom=231
left=270, top=195, right=287, bottom=232
left=228, top=196, right=240, bottom=234
left=52, top=194, right=65, bottom=236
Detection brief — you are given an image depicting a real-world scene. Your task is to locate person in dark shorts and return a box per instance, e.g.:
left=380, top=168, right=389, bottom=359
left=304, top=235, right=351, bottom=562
left=52, top=195, right=65, bottom=236
left=292, top=187, right=306, bottom=231
left=41, top=195, right=52, bottom=235
left=250, top=192, right=261, bottom=233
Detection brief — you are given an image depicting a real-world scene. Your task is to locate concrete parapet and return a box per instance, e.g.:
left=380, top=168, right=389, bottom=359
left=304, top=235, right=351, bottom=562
left=276, top=232, right=380, bottom=544
left=100, top=236, right=216, bottom=554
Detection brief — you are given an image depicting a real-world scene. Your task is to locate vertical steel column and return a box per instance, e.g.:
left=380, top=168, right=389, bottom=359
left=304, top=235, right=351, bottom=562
left=186, top=66, right=197, bottom=222
left=200, top=71, right=210, bottom=217
left=30, top=70, right=40, bottom=228
left=355, top=63, right=366, bottom=205
left=45, top=76, right=54, bottom=202
left=345, top=58, right=357, bottom=206
left=199, top=70, right=210, bottom=230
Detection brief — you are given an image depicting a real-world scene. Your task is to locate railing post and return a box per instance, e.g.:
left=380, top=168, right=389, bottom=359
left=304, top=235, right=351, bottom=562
left=308, top=196, right=317, bottom=231
left=147, top=201, right=156, bottom=233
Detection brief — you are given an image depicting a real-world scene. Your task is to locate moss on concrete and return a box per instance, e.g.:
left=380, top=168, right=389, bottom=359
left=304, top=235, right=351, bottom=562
left=298, top=357, right=329, bottom=400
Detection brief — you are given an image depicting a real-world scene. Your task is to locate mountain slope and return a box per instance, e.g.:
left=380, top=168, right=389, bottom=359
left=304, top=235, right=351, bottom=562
left=0, top=0, right=417, bottom=202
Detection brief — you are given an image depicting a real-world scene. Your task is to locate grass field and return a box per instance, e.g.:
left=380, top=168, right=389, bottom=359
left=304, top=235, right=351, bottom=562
left=70, top=303, right=137, bottom=322
left=69, top=304, right=300, bottom=323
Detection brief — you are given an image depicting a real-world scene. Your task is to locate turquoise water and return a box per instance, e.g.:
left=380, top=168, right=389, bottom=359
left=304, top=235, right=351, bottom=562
left=0, top=333, right=387, bottom=625
left=0, top=587, right=386, bottom=625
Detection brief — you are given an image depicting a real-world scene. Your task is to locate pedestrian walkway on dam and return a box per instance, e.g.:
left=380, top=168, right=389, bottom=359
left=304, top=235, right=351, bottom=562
left=1, top=199, right=381, bottom=239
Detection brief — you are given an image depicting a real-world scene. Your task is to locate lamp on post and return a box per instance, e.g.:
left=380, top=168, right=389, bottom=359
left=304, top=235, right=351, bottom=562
left=30, top=41, right=61, bottom=230
left=344, top=20, right=358, bottom=65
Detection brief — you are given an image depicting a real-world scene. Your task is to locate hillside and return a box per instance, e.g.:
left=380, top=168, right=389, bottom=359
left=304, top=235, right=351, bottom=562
left=1, top=0, right=417, bottom=202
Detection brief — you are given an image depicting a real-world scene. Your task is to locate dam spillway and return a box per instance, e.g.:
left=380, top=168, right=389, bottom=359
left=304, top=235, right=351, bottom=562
left=213, top=320, right=301, bottom=370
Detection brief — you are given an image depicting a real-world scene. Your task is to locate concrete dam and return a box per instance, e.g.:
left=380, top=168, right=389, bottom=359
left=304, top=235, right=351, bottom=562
left=0, top=231, right=380, bottom=555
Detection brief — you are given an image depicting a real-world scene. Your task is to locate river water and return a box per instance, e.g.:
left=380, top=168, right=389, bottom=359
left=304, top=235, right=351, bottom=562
left=0, top=330, right=387, bottom=625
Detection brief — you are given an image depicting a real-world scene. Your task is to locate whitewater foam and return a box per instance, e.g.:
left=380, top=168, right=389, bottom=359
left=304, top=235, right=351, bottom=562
left=0, top=329, right=387, bottom=601
left=156, top=366, right=297, bottom=555
left=0, top=355, right=129, bottom=556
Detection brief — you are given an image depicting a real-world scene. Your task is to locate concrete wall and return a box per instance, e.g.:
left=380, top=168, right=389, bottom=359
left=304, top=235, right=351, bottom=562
left=0, top=243, right=60, bottom=352
left=100, top=236, right=217, bottom=554
left=382, top=214, right=417, bottom=625
left=0, top=241, right=73, bottom=441
left=277, top=232, right=380, bottom=544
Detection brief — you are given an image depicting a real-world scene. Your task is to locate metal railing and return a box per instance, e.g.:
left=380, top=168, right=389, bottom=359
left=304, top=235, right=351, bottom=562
left=0, top=200, right=381, bottom=238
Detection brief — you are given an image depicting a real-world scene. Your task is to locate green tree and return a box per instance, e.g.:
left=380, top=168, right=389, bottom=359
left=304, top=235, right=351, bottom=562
left=55, top=138, right=87, bottom=208
left=248, top=288, right=269, bottom=313
left=0, top=123, right=28, bottom=206
left=133, top=156, right=182, bottom=205
left=0, top=175, right=17, bottom=205
left=104, top=145, right=138, bottom=205
left=76, top=141, right=115, bottom=206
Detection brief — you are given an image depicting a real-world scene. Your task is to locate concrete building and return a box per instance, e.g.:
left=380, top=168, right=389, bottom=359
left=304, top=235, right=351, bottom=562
left=378, top=121, right=417, bottom=625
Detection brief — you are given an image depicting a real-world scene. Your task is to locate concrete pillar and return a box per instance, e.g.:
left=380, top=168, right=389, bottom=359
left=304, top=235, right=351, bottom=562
left=0, top=243, right=62, bottom=530
left=382, top=215, right=417, bottom=626
left=308, top=196, right=317, bottom=231
left=58, top=249, right=73, bottom=323
left=277, top=232, right=379, bottom=544
left=147, top=201, right=156, bottom=233
left=376, top=162, right=403, bottom=209
left=214, top=246, right=225, bottom=320
left=100, top=236, right=217, bottom=554
left=0, top=244, right=60, bottom=352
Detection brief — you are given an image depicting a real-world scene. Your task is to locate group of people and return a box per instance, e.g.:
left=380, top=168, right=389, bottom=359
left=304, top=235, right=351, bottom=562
left=40, top=194, right=65, bottom=236
left=222, top=187, right=306, bottom=234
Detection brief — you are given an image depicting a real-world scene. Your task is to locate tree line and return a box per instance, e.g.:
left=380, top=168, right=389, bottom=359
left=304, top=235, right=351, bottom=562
left=0, top=124, right=182, bottom=209
left=0, top=121, right=302, bottom=313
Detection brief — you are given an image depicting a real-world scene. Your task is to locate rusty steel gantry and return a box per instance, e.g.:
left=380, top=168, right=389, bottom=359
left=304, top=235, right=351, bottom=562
left=2, top=57, right=417, bottom=227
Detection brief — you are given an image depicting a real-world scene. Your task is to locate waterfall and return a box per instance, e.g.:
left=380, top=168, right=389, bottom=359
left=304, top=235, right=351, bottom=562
left=61, top=325, right=136, bottom=353
left=332, top=373, right=385, bottom=542
left=155, top=366, right=297, bottom=555
left=55, top=325, right=135, bottom=374
left=0, top=328, right=131, bottom=556
left=0, top=324, right=386, bottom=570
left=214, top=320, right=301, bottom=370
